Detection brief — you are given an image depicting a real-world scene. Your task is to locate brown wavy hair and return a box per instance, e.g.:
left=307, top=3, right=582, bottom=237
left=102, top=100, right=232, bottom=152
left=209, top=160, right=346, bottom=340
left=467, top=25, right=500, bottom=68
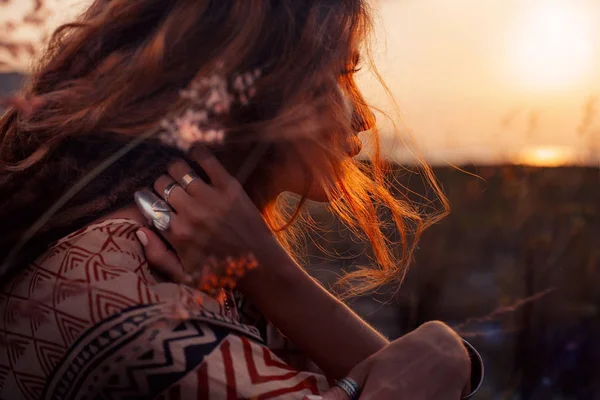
left=0, top=0, right=447, bottom=296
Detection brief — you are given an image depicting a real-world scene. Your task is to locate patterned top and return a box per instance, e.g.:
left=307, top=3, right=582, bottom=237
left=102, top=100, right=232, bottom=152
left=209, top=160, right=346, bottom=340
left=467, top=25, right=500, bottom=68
left=0, top=219, right=330, bottom=399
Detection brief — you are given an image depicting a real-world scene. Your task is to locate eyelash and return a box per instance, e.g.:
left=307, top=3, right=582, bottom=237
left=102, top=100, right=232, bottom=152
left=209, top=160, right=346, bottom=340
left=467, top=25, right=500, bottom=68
left=341, top=66, right=362, bottom=76
left=341, top=54, right=362, bottom=76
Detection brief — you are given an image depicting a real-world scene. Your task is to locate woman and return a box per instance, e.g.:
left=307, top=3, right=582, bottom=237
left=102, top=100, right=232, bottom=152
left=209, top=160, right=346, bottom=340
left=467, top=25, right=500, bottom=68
left=0, top=1, right=482, bottom=399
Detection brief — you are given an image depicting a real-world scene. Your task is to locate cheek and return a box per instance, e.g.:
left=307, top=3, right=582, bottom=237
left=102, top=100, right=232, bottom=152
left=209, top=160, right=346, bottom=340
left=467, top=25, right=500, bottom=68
left=298, top=150, right=342, bottom=202
left=302, top=144, right=337, bottom=183
left=273, top=145, right=335, bottom=196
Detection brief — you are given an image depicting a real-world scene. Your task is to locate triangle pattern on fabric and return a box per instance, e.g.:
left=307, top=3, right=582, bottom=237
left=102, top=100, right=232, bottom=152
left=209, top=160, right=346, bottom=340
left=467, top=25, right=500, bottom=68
left=28, top=268, right=55, bottom=298
left=29, top=303, right=54, bottom=335
left=55, top=311, right=89, bottom=345
left=90, top=289, right=137, bottom=322
left=13, top=372, right=45, bottom=400
left=58, top=246, right=93, bottom=276
left=34, top=341, right=65, bottom=376
left=7, top=336, right=30, bottom=366
left=54, top=280, right=89, bottom=306
left=0, top=365, right=10, bottom=393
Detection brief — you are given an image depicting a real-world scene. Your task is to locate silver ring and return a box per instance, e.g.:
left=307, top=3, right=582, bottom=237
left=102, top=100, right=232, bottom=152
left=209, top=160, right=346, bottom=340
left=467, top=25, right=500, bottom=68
left=180, top=172, right=200, bottom=190
left=163, top=181, right=179, bottom=204
left=336, top=377, right=360, bottom=400
left=134, top=190, right=173, bottom=231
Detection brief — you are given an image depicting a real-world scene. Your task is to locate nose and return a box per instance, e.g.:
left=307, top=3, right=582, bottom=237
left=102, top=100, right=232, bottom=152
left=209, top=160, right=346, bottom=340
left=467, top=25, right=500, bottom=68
left=347, top=135, right=363, bottom=157
left=351, top=101, right=376, bottom=133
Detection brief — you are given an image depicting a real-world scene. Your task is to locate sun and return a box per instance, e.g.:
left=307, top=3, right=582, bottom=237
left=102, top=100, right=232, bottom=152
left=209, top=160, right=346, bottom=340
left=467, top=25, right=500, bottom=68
left=516, top=146, right=580, bottom=167
left=509, top=1, right=594, bottom=91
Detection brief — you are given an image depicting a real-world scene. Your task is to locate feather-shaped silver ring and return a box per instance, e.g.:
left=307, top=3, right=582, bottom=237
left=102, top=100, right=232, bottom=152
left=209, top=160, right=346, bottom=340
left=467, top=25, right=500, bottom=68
left=134, top=189, right=173, bottom=231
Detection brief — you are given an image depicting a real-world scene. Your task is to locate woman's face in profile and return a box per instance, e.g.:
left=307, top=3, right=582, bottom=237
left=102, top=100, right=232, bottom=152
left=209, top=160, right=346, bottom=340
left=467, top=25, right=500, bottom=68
left=271, top=84, right=366, bottom=203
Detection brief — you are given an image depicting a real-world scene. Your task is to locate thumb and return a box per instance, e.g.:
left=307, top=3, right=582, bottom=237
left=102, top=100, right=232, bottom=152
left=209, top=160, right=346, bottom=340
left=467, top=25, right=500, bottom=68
left=136, top=228, right=191, bottom=285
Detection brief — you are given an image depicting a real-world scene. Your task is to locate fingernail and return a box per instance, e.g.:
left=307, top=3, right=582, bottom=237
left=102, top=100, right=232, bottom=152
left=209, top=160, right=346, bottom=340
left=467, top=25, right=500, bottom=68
left=304, top=396, right=323, bottom=400
left=136, top=230, right=148, bottom=246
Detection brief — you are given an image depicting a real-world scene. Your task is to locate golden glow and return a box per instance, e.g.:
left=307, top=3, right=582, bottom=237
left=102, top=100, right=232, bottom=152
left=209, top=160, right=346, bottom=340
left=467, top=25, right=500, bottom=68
left=516, top=146, right=580, bottom=167
left=509, top=1, right=593, bottom=91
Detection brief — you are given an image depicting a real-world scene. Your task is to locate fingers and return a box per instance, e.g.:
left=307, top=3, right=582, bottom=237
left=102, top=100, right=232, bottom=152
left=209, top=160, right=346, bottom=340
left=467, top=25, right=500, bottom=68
left=154, top=175, right=189, bottom=212
left=190, top=146, right=232, bottom=189
left=136, top=228, right=192, bottom=285
left=167, top=159, right=217, bottom=200
left=320, top=359, right=372, bottom=400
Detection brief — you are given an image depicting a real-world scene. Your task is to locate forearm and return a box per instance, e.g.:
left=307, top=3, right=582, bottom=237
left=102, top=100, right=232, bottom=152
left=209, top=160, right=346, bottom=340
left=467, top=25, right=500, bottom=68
left=238, top=249, right=389, bottom=379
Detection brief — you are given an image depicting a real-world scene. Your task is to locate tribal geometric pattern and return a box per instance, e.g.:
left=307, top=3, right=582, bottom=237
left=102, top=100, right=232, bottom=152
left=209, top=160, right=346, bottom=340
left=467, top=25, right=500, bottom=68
left=0, top=219, right=330, bottom=399
left=187, top=334, right=328, bottom=399
left=45, top=304, right=256, bottom=400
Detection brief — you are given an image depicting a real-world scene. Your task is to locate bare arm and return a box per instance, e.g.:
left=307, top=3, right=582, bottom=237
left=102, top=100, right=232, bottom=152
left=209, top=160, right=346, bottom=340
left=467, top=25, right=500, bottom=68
left=237, top=245, right=389, bottom=379
left=134, top=154, right=472, bottom=387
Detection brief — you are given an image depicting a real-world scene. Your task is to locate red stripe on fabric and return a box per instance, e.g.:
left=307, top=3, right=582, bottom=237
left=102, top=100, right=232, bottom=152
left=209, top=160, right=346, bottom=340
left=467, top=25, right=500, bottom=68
left=220, top=340, right=238, bottom=400
left=196, top=362, right=209, bottom=400
left=261, top=347, right=295, bottom=371
left=240, top=337, right=299, bottom=384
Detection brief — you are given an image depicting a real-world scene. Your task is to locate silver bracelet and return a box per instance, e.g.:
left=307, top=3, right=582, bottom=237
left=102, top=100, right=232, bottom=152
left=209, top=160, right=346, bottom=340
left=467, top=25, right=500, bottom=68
left=336, top=377, right=361, bottom=400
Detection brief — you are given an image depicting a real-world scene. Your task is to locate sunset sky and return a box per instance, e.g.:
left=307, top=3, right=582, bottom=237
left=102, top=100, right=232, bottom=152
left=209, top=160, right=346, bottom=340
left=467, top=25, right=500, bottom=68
left=360, top=0, right=600, bottom=165
left=2, top=0, right=600, bottom=165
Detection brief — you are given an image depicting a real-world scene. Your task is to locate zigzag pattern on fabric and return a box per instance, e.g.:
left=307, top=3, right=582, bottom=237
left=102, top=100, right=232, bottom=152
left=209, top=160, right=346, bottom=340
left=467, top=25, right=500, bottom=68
left=43, top=303, right=262, bottom=400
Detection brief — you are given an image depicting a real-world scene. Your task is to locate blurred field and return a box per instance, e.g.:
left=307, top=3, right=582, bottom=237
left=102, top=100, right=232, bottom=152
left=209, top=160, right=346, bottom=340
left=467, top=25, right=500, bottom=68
left=305, top=165, right=600, bottom=399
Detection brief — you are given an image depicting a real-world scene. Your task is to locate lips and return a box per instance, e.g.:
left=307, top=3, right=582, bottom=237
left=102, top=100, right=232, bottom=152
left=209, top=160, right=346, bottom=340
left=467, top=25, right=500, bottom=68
left=346, top=135, right=363, bottom=157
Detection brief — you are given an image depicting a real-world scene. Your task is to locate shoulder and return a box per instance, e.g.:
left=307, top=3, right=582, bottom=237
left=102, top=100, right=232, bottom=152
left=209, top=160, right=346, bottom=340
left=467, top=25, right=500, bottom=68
left=0, top=219, right=154, bottom=399
left=37, top=218, right=158, bottom=293
left=44, top=218, right=146, bottom=270
left=0, top=219, right=158, bottom=358
left=0, top=219, right=272, bottom=400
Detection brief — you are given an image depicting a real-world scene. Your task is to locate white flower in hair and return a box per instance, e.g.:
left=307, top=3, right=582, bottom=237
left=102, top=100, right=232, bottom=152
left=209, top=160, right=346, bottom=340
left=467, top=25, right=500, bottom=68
left=159, top=63, right=261, bottom=151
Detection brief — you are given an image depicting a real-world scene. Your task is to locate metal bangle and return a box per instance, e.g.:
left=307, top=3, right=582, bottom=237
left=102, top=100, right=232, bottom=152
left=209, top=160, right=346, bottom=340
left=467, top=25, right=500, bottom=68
left=336, top=377, right=361, bottom=400
left=462, top=339, right=484, bottom=399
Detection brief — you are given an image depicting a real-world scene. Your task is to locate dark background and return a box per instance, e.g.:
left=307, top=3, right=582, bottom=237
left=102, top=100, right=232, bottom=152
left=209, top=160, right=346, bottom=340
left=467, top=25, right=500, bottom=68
left=2, top=74, right=599, bottom=399
left=304, top=165, right=600, bottom=400
left=0, top=73, right=23, bottom=94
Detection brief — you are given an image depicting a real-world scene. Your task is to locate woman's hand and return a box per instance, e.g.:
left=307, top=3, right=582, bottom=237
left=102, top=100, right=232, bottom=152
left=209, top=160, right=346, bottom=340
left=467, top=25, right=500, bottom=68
left=312, top=321, right=472, bottom=400
left=136, top=152, right=391, bottom=379
left=136, top=154, right=479, bottom=392
left=136, top=148, right=285, bottom=285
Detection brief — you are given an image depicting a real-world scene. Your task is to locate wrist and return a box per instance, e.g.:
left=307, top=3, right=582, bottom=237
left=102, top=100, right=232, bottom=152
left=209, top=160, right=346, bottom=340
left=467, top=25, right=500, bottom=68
left=237, top=236, right=299, bottom=295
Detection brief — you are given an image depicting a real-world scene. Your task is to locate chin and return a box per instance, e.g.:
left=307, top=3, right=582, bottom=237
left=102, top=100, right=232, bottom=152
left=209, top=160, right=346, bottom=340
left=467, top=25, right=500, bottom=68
left=284, top=167, right=346, bottom=203
left=306, top=189, right=331, bottom=203
left=304, top=181, right=342, bottom=203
